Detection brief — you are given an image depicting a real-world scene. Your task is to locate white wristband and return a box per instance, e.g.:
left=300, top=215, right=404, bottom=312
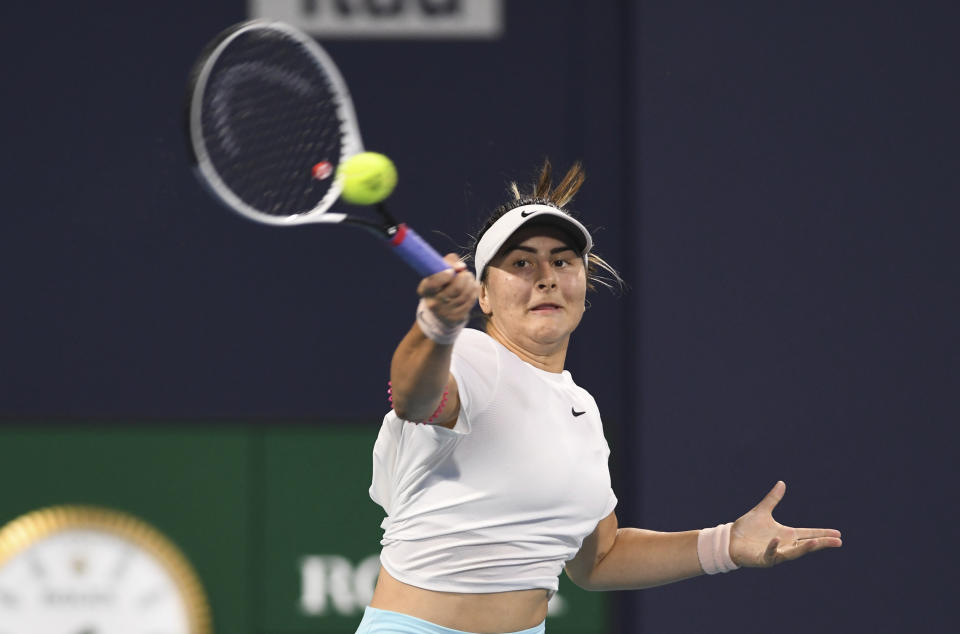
left=415, top=298, right=466, bottom=345
left=697, top=522, right=740, bottom=574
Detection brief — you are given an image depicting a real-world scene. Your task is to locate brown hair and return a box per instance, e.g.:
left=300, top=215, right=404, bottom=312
left=469, top=159, right=624, bottom=292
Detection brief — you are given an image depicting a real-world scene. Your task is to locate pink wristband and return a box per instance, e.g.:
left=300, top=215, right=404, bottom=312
left=697, top=522, right=740, bottom=574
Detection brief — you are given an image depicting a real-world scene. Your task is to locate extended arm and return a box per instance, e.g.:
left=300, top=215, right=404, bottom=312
left=566, top=481, right=843, bottom=591
left=565, top=512, right=703, bottom=590
left=389, top=254, right=479, bottom=425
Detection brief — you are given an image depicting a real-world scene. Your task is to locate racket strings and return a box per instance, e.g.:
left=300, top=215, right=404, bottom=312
left=200, top=29, right=346, bottom=217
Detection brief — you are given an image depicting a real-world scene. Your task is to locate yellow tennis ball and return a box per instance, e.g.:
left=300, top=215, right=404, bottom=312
left=337, top=152, right=398, bottom=205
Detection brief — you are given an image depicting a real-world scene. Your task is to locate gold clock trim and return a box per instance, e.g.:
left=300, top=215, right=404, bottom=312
left=0, top=504, right=213, bottom=634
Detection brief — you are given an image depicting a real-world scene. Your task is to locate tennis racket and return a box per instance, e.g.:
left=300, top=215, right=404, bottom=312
left=185, top=20, right=450, bottom=276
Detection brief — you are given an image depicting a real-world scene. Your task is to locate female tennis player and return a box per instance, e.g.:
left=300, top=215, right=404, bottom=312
left=359, top=161, right=842, bottom=634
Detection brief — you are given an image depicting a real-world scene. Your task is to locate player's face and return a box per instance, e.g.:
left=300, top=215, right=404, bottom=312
left=479, top=226, right=587, bottom=353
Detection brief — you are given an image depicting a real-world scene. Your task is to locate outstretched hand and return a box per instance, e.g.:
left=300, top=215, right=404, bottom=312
left=729, top=481, right=842, bottom=568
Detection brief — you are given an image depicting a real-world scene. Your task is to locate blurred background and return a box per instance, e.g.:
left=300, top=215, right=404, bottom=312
left=1, top=0, right=957, bottom=632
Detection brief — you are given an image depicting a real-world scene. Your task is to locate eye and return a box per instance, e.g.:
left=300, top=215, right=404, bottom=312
left=512, top=258, right=530, bottom=268
left=553, top=258, right=570, bottom=268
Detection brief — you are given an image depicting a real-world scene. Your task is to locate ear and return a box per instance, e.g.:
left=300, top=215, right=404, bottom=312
left=478, top=282, right=492, bottom=315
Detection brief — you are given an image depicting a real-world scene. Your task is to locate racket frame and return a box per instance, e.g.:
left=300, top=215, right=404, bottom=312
left=187, top=20, right=363, bottom=227
left=186, top=20, right=452, bottom=276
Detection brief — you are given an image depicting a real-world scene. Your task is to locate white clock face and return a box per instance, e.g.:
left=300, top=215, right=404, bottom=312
left=0, top=528, right=191, bottom=634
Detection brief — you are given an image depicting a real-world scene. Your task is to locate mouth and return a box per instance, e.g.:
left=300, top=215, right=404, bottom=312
left=529, top=302, right=563, bottom=313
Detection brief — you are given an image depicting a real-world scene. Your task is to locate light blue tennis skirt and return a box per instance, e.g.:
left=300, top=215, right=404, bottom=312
left=355, top=606, right=546, bottom=634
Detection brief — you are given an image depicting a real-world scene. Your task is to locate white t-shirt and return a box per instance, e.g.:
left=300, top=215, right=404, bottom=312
left=369, top=328, right=617, bottom=594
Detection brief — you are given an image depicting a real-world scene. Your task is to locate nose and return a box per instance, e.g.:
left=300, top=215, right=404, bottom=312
left=537, top=265, right=558, bottom=289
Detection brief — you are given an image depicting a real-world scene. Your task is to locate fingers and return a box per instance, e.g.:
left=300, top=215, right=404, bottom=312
left=762, top=537, right=781, bottom=565
left=417, top=254, right=466, bottom=298
left=777, top=535, right=843, bottom=564
left=755, top=480, right=787, bottom=514
left=794, top=527, right=843, bottom=540
left=734, top=481, right=843, bottom=568
left=758, top=532, right=843, bottom=567
left=417, top=254, right=480, bottom=325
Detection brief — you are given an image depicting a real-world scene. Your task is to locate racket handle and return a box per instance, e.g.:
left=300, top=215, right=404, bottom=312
left=389, top=224, right=451, bottom=276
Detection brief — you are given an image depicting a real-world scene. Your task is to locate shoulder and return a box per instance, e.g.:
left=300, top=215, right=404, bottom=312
left=452, top=328, right=498, bottom=362
left=454, top=327, right=492, bottom=347
left=562, top=371, right=599, bottom=403
left=450, top=329, right=501, bottom=418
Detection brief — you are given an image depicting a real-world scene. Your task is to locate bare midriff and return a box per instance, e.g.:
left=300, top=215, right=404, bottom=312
left=369, top=567, right=549, bottom=633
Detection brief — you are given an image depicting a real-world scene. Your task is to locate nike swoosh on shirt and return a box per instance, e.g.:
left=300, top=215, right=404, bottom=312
left=571, top=407, right=586, bottom=417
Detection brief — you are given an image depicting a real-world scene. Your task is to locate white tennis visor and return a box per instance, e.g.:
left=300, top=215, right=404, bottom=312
left=473, top=204, right=593, bottom=280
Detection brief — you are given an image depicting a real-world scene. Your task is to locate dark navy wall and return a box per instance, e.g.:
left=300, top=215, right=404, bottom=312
left=2, top=1, right=630, bottom=424
left=633, top=2, right=957, bottom=632
left=2, top=1, right=956, bottom=632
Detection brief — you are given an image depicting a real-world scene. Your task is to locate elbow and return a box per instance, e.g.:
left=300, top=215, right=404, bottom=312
left=387, top=371, right=412, bottom=419
left=391, top=402, right=412, bottom=421
left=564, top=568, right=606, bottom=592
left=389, top=389, right=412, bottom=420
left=388, top=375, right=445, bottom=422
left=564, top=570, right=593, bottom=591
left=563, top=554, right=608, bottom=592
left=388, top=391, right=426, bottom=422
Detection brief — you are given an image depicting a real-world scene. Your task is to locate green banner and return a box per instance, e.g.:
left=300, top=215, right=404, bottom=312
left=0, top=425, right=609, bottom=633
left=0, top=426, right=252, bottom=634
